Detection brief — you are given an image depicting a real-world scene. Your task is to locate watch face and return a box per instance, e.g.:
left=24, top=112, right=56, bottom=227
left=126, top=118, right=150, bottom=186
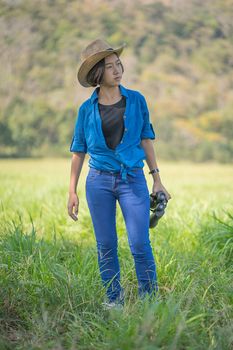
left=149, top=168, right=159, bottom=174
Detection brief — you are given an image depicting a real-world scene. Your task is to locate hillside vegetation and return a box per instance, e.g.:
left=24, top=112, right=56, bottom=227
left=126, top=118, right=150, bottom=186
left=0, top=0, right=233, bottom=161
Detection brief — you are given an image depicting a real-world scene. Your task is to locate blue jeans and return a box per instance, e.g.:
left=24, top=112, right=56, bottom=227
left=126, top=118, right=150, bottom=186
left=85, top=167, right=158, bottom=303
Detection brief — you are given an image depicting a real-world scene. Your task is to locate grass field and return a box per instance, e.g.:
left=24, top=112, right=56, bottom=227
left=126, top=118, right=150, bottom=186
left=0, top=158, right=232, bottom=350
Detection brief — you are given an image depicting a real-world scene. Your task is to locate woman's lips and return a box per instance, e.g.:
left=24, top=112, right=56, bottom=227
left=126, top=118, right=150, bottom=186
left=114, top=76, right=121, bottom=80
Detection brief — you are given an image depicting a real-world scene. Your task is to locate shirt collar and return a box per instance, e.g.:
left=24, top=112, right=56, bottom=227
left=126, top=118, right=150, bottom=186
left=90, top=84, right=129, bottom=104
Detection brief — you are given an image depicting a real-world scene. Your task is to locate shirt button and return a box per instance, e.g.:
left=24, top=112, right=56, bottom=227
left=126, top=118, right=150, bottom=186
left=125, top=128, right=128, bottom=132
left=123, top=115, right=126, bottom=119
left=120, top=140, right=123, bottom=144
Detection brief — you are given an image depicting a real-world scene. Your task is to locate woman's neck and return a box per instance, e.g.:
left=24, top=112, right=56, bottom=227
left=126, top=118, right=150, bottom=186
left=98, top=85, right=122, bottom=105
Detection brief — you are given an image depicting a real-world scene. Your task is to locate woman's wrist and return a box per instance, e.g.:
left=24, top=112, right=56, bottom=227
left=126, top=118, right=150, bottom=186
left=152, top=173, right=161, bottom=183
left=148, top=168, right=161, bottom=183
left=69, top=189, right=77, bottom=195
left=148, top=168, right=160, bottom=175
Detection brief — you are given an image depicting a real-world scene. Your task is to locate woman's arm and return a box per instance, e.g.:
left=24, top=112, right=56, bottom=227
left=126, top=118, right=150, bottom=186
left=69, top=152, right=86, bottom=194
left=141, top=139, right=171, bottom=200
left=68, top=152, right=86, bottom=221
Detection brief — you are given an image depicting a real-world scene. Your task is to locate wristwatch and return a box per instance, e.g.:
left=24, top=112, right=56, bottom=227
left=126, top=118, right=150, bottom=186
left=149, top=168, right=160, bottom=175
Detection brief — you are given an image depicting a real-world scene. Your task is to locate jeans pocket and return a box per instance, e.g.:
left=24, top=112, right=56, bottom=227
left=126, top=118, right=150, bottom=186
left=129, top=170, right=146, bottom=183
left=87, top=169, right=101, bottom=182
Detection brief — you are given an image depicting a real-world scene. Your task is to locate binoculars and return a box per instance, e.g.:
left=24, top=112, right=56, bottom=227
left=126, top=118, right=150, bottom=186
left=149, top=191, right=168, bottom=228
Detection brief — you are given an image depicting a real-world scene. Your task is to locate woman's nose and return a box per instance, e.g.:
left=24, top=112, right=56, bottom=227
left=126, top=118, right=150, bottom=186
left=114, top=64, right=120, bottom=74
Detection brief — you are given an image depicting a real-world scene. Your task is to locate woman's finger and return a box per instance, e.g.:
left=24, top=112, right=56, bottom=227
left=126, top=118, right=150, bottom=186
left=74, top=202, right=79, bottom=215
left=67, top=202, right=78, bottom=220
left=70, top=213, right=78, bottom=221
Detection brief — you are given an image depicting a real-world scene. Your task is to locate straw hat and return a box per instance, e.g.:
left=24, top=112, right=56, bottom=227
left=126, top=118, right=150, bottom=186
left=77, top=38, right=126, bottom=87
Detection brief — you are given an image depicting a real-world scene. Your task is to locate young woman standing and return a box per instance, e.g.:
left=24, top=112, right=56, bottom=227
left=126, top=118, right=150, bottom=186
left=67, top=39, right=171, bottom=309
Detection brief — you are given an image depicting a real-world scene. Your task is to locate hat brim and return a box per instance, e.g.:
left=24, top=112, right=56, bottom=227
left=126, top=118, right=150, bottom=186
left=77, top=43, right=126, bottom=87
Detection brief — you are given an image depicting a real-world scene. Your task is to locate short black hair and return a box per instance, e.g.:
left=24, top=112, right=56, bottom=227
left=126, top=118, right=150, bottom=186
left=86, top=53, right=124, bottom=87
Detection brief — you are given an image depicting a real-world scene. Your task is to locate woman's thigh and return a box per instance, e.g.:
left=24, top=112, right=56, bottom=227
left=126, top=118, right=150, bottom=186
left=85, top=169, right=118, bottom=246
left=117, top=170, right=151, bottom=250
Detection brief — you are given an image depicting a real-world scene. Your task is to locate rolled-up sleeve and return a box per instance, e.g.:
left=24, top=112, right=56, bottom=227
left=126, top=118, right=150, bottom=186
left=140, top=95, right=156, bottom=140
left=70, top=106, right=87, bottom=153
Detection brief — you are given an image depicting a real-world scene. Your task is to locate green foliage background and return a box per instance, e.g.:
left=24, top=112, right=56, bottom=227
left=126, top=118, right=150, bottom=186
left=0, top=0, right=233, bottom=162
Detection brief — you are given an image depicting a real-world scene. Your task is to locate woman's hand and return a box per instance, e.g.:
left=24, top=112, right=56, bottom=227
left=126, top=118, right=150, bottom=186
left=152, top=181, right=172, bottom=201
left=67, top=192, right=79, bottom=221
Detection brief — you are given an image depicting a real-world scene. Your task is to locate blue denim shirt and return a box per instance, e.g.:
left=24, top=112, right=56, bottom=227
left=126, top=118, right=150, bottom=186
left=70, top=84, right=156, bottom=181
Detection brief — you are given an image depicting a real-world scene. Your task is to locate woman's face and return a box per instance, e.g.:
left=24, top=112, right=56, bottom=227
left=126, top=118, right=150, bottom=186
left=101, top=53, right=123, bottom=87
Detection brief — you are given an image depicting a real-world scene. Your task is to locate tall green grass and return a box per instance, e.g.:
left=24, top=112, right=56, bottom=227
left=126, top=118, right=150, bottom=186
left=0, top=159, right=232, bottom=349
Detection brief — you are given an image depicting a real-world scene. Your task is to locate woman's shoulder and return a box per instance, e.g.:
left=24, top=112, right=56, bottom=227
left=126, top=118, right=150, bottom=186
left=77, top=99, right=92, bottom=114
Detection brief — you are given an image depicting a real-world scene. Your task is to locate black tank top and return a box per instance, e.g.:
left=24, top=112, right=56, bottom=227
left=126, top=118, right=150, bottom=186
left=98, top=96, right=126, bottom=150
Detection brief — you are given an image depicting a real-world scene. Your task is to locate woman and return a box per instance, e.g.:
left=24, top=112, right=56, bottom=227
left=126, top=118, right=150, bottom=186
left=67, top=39, right=171, bottom=309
